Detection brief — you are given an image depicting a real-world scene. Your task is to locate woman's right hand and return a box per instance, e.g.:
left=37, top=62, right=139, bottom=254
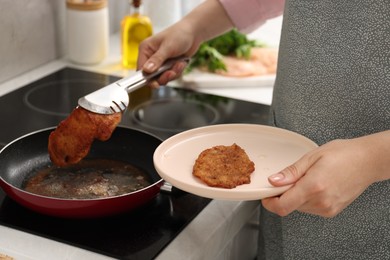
left=137, top=22, right=201, bottom=88
left=137, top=0, right=234, bottom=88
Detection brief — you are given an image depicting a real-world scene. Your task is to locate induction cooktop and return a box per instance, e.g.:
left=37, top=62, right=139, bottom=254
left=0, top=67, right=270, bottom=259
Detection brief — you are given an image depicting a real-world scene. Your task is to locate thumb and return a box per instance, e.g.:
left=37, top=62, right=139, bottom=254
left=268, top=154, right=313, bottom=186
left=141, top=56, right=163, bottom=74
left=141, top=49, right=173, bottom=73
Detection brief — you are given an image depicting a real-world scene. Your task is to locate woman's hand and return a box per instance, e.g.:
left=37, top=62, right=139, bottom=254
left=137, top=0, right=234, bottom=88
left=262, top=131, right=390, bottom=218
left=137, top=22, right=200, bottom=88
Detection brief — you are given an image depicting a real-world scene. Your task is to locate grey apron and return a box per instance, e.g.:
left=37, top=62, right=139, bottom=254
left=258, top=0, right=390, bottom=259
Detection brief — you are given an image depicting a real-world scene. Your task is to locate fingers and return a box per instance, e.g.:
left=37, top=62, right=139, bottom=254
left=263, top=186, right=345, bottom=218
left=268, top=165, right=301, bottom=186
left=137, top=24, right=196, bottom=88
left=146, top=70, right=176, bottom=88
left=141, top=42, right=180, bottom=73
left=262, top=150, right=320, bottom=216
left=137, top=37, right=171, bottom=76
left=148, top=80, right=160, bottom=89
left=138, top=37, right=189, bottom=87
left=145, top=58, right=189, bottom=87
left=261, top=187, right=307, bottom=216
left=142, top=53, right=165, bottom=73
left=268, top=150, right=318, bottom=187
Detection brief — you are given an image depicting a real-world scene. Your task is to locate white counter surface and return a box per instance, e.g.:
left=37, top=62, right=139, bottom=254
left=0, top=29, right=276, bottom=259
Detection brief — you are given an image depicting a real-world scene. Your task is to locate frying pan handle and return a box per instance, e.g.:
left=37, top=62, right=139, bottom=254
left=160, top=181, right=186, bottom=197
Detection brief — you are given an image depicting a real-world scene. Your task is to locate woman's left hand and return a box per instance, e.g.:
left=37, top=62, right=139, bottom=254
left=262, top=132, right=390, bottom=218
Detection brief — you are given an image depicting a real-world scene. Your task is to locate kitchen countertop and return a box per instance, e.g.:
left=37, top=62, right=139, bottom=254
left=0, top=31, right=276, bottom=259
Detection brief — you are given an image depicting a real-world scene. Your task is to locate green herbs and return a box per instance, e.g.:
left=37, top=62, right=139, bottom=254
left=187, top=45, right=227, bottom=73
left=186, top=29, right=266, bottom=73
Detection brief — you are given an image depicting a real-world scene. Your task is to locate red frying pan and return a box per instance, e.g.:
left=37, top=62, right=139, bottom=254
left=0, top=126, right=164, bottom=218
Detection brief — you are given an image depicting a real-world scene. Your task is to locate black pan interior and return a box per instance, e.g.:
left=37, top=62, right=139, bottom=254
left=0, top=126, right=163, bottom=189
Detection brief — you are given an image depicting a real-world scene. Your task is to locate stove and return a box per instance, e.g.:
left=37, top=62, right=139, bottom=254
left=0, top=68, right=270, bottom=259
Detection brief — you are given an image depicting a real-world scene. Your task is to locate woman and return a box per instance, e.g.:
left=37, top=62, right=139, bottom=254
left=137, top=0, right=390, bottom=258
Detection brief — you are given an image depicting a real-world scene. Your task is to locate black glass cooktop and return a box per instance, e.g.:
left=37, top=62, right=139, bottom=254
left=0, top=68, right=270, bottom=259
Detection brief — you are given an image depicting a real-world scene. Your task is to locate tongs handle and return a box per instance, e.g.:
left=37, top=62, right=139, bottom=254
left=116, top=56, right=190, bottom=93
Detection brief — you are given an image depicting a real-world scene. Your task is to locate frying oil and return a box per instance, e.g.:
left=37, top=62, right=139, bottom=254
left=121, top=0, right=153, bottom=69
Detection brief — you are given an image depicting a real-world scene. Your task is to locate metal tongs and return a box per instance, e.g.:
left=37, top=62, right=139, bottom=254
left=78, top=56, right=190, bottom=114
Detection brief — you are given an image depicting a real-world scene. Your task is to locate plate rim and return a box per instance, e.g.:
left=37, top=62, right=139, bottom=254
left=153, top=123, right=318, bottom=200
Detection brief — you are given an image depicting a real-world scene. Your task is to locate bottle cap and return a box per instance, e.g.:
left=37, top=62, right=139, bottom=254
left=132, top=0, right=141, bottom=8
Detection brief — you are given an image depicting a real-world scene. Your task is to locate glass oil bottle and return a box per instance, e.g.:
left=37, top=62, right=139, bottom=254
left=121, top=0, right=153, bottom=69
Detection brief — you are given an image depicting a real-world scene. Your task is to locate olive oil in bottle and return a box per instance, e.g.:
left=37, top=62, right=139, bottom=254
left=121, top=0, right=153, bottom=69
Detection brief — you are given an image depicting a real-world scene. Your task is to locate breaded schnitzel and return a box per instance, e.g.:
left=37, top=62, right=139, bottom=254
left=193, top=143, right=255, bottom=189
left=48, top=107, right=121, bottom=166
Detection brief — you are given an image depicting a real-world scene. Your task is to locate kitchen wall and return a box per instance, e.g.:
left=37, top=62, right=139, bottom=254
left=0, top=0, right=200, bottom=84
left=0, top=0, right=279, bottom=84
left=108, top=0, right=203, bottom=34
left=0, top=0, right=59, bottom=83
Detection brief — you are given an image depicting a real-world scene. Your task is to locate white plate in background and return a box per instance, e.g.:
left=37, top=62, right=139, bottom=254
left=179, top=69, right=276, bottom=89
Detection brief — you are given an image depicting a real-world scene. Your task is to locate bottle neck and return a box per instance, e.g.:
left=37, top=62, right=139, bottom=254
left=130, top=5, right=144, bottom=16
left=129, top=0, right=142, bottom=15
